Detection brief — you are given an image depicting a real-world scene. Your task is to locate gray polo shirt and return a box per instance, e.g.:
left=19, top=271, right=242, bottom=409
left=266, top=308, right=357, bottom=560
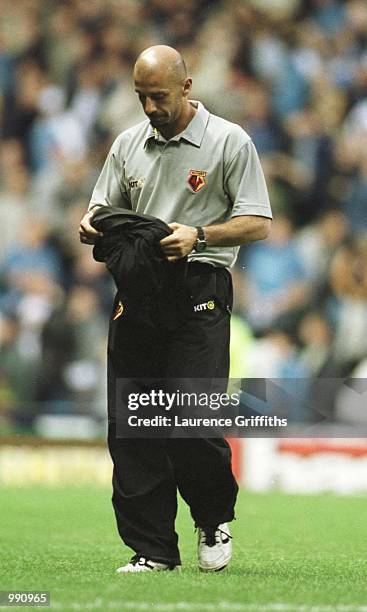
left=89, top=101, right=272, bottom=268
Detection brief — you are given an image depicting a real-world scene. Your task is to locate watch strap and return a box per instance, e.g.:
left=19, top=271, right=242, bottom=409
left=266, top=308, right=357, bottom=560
left=195, top=226, right=205, bottom=242
left=194, top=226, right=207, bottom=252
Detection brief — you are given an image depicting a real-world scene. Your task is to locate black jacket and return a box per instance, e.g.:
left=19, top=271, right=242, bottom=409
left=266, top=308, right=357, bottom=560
left=91, top=206, right=187, bottom=301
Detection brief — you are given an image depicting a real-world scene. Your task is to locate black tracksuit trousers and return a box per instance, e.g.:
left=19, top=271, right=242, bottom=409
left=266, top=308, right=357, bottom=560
left=107, top=262, right=239, bottom=565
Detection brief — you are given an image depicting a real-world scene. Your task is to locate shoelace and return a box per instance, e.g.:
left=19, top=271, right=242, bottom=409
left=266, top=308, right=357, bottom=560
left=197, top=526, right=232, bottom=548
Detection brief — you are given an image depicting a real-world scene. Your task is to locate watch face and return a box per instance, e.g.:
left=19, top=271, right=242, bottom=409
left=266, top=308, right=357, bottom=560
left=195, top=240, right=206, bottom=252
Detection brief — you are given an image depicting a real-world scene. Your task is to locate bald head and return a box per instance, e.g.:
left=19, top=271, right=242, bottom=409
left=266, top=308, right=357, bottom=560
left=133, top=45, right=194, bottom=139
left=134, top=45, right=187, bottom=85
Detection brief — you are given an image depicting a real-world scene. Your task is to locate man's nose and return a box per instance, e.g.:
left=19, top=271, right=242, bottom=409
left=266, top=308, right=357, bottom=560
left=145, top=97, right=157, bottom=114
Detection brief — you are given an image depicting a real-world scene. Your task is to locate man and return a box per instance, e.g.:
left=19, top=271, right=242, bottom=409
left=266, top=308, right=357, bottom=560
left=79, top=45, right=272, bottom=573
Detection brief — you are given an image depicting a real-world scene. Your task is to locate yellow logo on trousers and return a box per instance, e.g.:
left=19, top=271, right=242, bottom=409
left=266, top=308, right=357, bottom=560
left=193, top=300, right=215, bottom=312
left=113, top=300, right=124, bottom=320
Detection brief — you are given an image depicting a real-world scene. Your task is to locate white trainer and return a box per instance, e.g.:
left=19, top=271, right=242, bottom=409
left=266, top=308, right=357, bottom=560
left=197, top=523, right=232, bottom=572
left=116, top=555, right=181, bottom=573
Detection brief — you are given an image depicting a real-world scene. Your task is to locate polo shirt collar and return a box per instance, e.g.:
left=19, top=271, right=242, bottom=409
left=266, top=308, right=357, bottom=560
left=144, top=101, right=209, bottom=148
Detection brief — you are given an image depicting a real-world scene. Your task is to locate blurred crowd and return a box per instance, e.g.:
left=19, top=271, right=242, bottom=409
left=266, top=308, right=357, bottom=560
left=0, top=0, right=367, bottom=434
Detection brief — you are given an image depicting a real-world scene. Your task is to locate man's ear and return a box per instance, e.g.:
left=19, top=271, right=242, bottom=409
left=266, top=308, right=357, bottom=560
left=183, top=78, right=192, bottom=97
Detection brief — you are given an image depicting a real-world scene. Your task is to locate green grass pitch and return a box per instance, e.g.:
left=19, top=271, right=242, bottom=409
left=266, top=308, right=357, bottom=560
left=1, top=486, right=367, bottom=610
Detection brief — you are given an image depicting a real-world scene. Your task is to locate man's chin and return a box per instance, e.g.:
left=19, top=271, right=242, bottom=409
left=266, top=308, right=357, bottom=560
left=150, top=116, right=168, bottom=126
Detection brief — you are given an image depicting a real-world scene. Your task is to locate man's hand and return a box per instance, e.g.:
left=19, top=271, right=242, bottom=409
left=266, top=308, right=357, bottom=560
left=160, top=223, right=198, bottom=262
left=79, top=208, right=103, bottom=244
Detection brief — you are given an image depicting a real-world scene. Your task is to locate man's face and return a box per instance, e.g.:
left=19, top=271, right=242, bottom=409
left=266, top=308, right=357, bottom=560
left=134, top=67, right=188, bottom=129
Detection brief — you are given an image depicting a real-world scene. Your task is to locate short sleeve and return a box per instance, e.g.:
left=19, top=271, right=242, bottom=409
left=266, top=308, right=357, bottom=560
left=225, top=140, right=272, bottom=219
left=88, top=137, right=131, bottom=211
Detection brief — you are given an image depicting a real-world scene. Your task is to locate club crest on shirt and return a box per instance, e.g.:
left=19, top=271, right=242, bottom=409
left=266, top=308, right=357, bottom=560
left=188, top=169, right=207, bottom=193
left=113, top=300, right=124, bottom=320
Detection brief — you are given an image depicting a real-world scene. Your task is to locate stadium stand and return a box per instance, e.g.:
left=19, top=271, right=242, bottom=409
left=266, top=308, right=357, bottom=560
left=0, top=0, right=366, bottom=435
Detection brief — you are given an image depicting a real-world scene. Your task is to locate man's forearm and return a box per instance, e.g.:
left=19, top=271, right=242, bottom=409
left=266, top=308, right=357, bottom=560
left=203, top=215, right=271, bottom=247
left=160, top=215, right=271, bottom=261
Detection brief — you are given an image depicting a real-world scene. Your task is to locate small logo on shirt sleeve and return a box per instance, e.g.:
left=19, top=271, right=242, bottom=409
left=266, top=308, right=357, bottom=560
left=188, top=170, right=207, bottom=193
left=128, top=178, right=145, bottom=189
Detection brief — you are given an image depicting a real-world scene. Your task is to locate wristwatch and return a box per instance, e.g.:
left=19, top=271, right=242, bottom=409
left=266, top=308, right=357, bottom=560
left=194, top=226, right=207, bottom=252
